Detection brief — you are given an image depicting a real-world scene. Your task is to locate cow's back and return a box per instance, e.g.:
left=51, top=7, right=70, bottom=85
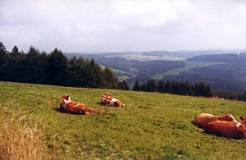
left=64, top=102, right=87, bottom=114
left=194, top=113, right=215, bottom=128
left=205, top=121, right=242, bottom=139
left=101, top=95, right=124, bottom=107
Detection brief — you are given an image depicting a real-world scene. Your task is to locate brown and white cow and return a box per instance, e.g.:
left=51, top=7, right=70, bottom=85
left=60, top=95, right=91, bottom=115
left=101, top=92, right=125, bottom=107
left=205, top=116, right=246, bottom=139
left=194, top=113, right=237, bottom=128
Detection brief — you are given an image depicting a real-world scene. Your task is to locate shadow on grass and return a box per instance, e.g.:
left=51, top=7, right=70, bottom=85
left=53, top=106, right=107, bottom=116
left=191, top=120, right=198, bottom=127
left=53, top=107, right=64, bottom=113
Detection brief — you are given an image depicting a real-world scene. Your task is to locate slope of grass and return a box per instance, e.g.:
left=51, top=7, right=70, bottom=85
left=0, top=81, right=246, bottom=159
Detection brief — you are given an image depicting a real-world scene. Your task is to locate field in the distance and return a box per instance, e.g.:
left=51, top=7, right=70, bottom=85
left=0, top=81, right=246, bottom=159
left=102, top=52, right=185, bottom=61
left=151, top=61, right=226, bottom=79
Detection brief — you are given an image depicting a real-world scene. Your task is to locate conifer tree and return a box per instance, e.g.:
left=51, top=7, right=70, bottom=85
left=165, top=80, right=171, bottom=93
left=146, top=79, right=157, bottom=92
left=7, top=46, right=25, bottom=82
left=0, top=42, right=9, bottom=80
left=119, top=80, right=129, bottom=90
left=157, top=80, right=165, bottom=93
left=103, top=66, right=118, bottom=88
left=85, top=59, right=106, bottom=88
left=67, top=56, right=86, bottom=87
left=47, top=48, right=68, bottom=85
left=133, top=80, right=140, bottom=91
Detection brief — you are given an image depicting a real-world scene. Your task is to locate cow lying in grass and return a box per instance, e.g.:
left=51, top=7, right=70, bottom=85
left=194, top=113, right=237, bottom=128
left=205, top=116, right=246, bottom=139
left=60, top=95, right=92, bottom=115
left=101, top=92, right=125, bottom=107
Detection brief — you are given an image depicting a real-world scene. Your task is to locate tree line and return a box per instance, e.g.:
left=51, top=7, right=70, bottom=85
left=132, top=79, right=213, bottom=97
left=0, top=42, right=129, bottom=89
left=132, top=78, right=246, bottom=101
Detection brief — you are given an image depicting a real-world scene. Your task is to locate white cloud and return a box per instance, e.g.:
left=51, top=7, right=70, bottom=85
left=0, top=0, right=245, bottom=52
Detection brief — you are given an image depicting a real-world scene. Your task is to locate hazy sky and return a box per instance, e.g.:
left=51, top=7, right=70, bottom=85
left=1, top=0, right=246, bottom=53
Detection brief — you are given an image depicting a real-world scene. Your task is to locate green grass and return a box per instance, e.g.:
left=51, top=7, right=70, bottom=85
left=0, top=81, right=246, bottom=159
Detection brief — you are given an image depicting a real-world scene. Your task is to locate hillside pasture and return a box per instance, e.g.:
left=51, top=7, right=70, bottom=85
left=103, top=52, right=185, bottom=61
left=151, top=61, right=226, bottom=79
left=0, top=81, right=246, bottom=159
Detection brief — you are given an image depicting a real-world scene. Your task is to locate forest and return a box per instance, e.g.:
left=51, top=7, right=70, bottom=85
left=132, top=79, right=213, bottom=97
left=0, top=42, right=129, bottom=90
left=164, top=53, right=246, bottom=92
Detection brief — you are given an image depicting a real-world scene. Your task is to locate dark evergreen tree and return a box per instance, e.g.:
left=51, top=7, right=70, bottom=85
left=194, top=80, right=212, bottom=97
left=241, top=92, right=246, bottom=101
left=119, top=80, right=129, bottom=90
left=205, top=84, right=213, bottom=97
left=146, top=79, right=157, bottom=92
left=83, top=59, right=106, bottom=88
left=170, top=81, right=179, bottom=94
left=133, top=80, right=140, bottom=91
left=0, top=42, right=8, bottom=56
left=157, top=80, right=165, bottom=93
left=140, top=83, right=147, bottom=91
left=93, top=60, right=106, bottom=87
left=185, top=81, right=195, bottom=96
left=0, top=42, right=9, bottom=80
left=7, top=46, right=25, bottom=82
left=165, top=80, right=171, bottom=93
left=23, top=46, right=42, bottom=83
left=11, top=46, right=19, bottom=55
left=67, top=56, right=87, bottom=87
left=102, top=66, right=118, bottom=88
left=47, top=48, right=68, bottom=85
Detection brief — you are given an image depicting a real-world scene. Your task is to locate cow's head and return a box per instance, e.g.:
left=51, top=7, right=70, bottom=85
left=225, top=113, right=237, bottom=122
left=240, top=116, right=246, bottom=126
left=103, top=92, right=112, bottom=98
left=62, top=94, right=71, bottom=101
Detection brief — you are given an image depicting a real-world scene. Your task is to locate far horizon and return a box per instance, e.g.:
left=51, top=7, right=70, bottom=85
left=64, top=48, right=246, bottom=54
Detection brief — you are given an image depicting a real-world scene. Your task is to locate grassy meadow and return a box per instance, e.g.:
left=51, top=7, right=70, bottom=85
left=0, top=81, right=246, bottom=159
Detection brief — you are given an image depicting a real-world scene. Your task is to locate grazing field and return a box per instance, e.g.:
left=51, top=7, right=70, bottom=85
left=103, top=53, right=185, bottom=61
left=151, top=61, right=226, bottom=79
left=0, top=81, right=246, bottom=159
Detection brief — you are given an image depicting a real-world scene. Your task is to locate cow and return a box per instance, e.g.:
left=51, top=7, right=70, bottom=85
left=60, top=95, right=91, bottom=115
left=194, top=113, right=237, bottom=128
left=101, top=92, right=125, bottom=107
left=205, top=116, right=246, bottom=139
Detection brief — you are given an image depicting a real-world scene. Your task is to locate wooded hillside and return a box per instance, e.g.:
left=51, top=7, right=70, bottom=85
left=164, top=53, right=246, bottom=92
left=0, top=42, right=128, bottom=90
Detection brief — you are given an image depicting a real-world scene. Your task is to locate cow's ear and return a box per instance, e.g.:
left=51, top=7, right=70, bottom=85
left=240, top=116, right=244, bottom=120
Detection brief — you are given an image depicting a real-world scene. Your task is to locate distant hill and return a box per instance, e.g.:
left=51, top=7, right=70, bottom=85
left=64, top=50, right=246, bottom=92
left=66, top=49, right=245, bottom=59
left=163, top=53, right=246, bottom=92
